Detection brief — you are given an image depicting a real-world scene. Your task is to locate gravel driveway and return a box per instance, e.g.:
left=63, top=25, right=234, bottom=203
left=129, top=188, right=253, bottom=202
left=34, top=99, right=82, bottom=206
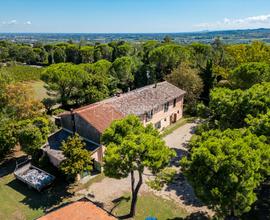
left=78, top=121, right=212, bottom=216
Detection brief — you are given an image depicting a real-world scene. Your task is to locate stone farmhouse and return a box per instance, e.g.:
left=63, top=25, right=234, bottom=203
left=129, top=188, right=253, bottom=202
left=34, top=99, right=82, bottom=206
left=43, top=81, right=185, bottom=171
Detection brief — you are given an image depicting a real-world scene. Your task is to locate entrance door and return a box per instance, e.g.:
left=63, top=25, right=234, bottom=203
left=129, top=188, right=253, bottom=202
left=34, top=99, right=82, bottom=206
left=170, top=113, right=177, bottom=124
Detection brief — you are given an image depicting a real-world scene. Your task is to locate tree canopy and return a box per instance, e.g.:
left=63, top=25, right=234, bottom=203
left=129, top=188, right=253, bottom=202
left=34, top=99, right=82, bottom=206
left=101, top=115, right=175, bottom=217
left=230, top=62, right=270, bottom=89
left=60, top=133, right=93, bottom=180
left=181, top=129, right=270, bottom=219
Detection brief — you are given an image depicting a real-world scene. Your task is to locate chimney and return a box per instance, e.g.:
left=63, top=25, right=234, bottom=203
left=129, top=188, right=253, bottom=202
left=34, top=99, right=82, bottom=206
left=70, top=108, right=76, bottom=134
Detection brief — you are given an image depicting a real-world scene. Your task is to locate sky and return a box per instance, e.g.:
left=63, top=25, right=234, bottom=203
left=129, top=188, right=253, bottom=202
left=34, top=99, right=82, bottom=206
left=1, top=0, right=270, bottom=33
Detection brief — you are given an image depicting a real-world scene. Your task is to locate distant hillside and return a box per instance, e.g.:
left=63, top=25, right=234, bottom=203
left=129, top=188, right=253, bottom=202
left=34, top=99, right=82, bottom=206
left=1, top=28, right=270, bottom=44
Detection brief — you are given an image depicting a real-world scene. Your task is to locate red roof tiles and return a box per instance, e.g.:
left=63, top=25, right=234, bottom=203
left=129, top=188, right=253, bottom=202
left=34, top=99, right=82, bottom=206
left=37, top=200, right=116, bottom=220
left=75, top=103, right=124, bottom=133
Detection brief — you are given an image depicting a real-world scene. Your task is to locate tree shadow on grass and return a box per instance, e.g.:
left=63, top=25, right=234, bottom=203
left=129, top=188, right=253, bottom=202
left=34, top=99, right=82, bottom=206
left=6, top=174, right=73, bottom=212
left=108, top=196, right=131, bottom=219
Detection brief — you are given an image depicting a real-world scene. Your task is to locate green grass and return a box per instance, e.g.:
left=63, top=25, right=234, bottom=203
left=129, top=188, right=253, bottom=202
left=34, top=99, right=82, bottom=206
left=113, top=192, right=188, bottom=220
left=161, top=116, right=195, bottom=137
left=2, top=65, right=43, bottom=82
left=0, top=160, right=72, bottom=220
left=24, top=80, right=49, bottom=101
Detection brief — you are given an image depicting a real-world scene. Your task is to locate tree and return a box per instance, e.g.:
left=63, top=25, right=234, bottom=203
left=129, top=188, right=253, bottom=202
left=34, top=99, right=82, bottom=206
left=111, top=56, right=141, bottom=91
left=0, top=46, right=9, bottom=61
left=166, top=62, right=203, bottom=111
left=162, top=35, right=173, bottom=43
left=60, top=133, right=93, bottom=180
left=65, top=44, right=81, bottom=64
left=101, top=115, right=175, bottom=218
left=17, top=46, right=37, bottom=64
left=209, top=82, right=270, bottom=129
left=94, top=44, right=113, bottom=62
left=200, top=60, right=215, bottom=104
left=230, top=62, right=270, bottom=89
left=246, top=111, right=270, bottom=141
left=148, top=44, right=189, bottom=81
left=53, top=46, right=66, bottom=63
left=42, top=63, right=89, bottom=107
left=114, top=42, right=135, bottom=58
left=2, top=83, right=43, bottom=120
left=18, top=124, right=44, bottom=157
left=80, top=46, right=95, bottom=63
left=17, top=117, right=54, bottom=158
left=181, top=129, right=270, bottom=219
left=189, top=43, right=212, bottom=70
left=0, top=117, right=17, bottom=160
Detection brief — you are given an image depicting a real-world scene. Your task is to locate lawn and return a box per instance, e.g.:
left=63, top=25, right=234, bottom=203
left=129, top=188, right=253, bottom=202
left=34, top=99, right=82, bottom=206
left=0, top=159, right=72, bottom=220
left=113, top=192, right=188, bottom=220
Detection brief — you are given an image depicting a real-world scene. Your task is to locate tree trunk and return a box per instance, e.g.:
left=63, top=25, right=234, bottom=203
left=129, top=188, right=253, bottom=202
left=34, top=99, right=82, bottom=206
left=129, top=170, right=143, bottom=218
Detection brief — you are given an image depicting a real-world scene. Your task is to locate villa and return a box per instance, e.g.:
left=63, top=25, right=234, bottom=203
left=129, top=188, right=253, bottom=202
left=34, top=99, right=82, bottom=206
left=43, top=81, right=186, bottom=170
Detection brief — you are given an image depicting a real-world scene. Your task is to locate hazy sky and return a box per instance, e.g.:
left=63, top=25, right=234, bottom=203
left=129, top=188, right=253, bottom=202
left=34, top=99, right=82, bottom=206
left=1, top=0, right=270, bottom=33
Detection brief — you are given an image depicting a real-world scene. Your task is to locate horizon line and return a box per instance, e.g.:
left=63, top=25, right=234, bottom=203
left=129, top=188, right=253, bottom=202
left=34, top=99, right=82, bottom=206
left=0, top=27, right=269, bottom=35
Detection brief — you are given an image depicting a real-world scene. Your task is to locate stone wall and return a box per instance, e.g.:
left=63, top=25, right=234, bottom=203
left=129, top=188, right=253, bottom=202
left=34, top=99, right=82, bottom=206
left=142, top=95, right=184, bottom=130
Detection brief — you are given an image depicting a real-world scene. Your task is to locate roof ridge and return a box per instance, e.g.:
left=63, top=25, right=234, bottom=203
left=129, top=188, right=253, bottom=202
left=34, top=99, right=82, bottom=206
left=74, top=81, right=170, bottom=112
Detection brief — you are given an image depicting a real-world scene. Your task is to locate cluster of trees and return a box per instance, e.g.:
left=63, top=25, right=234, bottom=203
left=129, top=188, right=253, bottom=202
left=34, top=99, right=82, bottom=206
left=0, top=68, right=55, bottom=161
left=3, top=38, right=270, bottom=112
left=181, top=43, right=270, bottom=219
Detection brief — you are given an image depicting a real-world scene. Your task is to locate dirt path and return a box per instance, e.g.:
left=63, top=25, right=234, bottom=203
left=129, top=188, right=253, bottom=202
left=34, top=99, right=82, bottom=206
left=78, top=121, right=213, bottom=215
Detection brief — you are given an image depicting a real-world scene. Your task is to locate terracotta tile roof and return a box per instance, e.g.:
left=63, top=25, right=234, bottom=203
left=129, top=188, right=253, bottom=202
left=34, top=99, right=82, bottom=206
left=75, top=103, right=124, bottom=133
left=37, top=199, right=116, bottom=220
left=60, top=81, right=185, bottom=133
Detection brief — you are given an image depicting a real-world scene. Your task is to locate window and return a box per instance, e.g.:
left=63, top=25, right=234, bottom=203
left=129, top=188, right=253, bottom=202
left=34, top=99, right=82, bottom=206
left=164, top=102, right=169, bottom=112
left=173, top=98, right=177, bottom=107
left=155, top=121, right=161, bottom=129
left=146, top=109, right=153, bottom=121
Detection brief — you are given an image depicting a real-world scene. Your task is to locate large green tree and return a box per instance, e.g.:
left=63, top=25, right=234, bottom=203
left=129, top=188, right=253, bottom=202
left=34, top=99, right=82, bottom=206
left=166, top=62, right=203, bottom=111
left=181, top=129, right=270, bottom=219
left=148, top=44, right=189, bottom=80
left=0, top=117, right=17, bottom=160
left=101, top=115, right=175, bottom=218
left=209, top=82, right=270, bottom=129
left=230, top=62, right=270, bottom=89
left=42, top=63, right=89, bottom=107
left=60, top=133, right=93, bottom=180
left=111, top=56, right=141, bottom=91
